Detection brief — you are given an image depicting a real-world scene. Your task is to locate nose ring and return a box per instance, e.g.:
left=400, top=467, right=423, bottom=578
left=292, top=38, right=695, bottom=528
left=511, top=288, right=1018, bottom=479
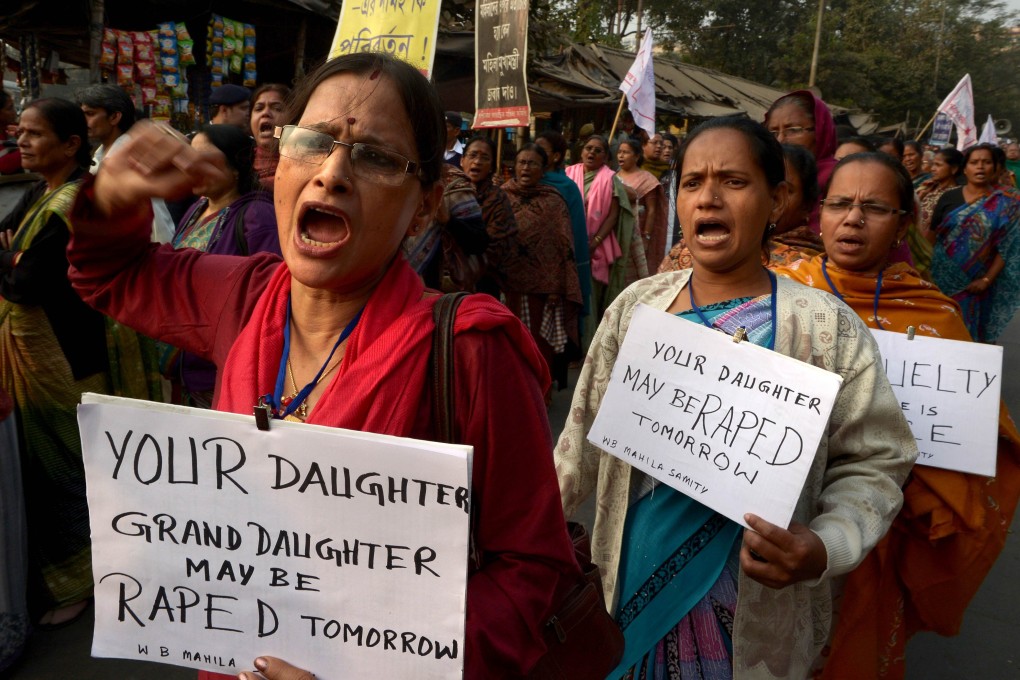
left=859, top=217, right=866, bottom=225
left=714, top=195, right=719, bottom=202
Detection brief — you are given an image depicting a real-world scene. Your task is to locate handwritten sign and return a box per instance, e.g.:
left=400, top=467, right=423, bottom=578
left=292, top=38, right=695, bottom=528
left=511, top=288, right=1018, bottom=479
left=870, top=329, right=1001, bottom=476
left=329, top=0, right=441, bottom=77
left=587, top=304, right=842, bottom=528
left=473, top=0, right=531, bottom=128
left=78, top=394, right=470, bottom=679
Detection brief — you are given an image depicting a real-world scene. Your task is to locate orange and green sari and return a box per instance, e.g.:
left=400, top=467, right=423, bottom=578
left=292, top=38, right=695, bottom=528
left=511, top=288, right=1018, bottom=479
left=776, top=257, right=1020, bottom=679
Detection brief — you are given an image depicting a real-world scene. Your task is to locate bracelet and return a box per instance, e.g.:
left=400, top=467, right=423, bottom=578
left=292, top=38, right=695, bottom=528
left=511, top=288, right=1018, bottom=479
left=981, top=276, right=991, bottom=283
left=593, top=234, right=604, bottom=245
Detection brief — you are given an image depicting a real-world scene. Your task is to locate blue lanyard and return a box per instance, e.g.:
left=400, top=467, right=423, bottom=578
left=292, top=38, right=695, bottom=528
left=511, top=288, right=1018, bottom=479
left=687, top=268, right=778, bottom=350
left=262, top=298, right=364, bottom=420
left=821, top=257, right=883, bottom=324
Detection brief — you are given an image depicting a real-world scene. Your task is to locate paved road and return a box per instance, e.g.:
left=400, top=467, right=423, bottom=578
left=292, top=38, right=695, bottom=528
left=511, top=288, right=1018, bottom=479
left=5, top=315, right=1020, bottom=679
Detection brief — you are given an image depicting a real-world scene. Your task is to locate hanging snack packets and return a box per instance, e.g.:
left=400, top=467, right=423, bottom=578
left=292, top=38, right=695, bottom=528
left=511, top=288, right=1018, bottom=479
left=179, top=39, right=196, bottom=66
left=158, top=22, right=175, bottom=38
left=136, top=60, right=156, bottom=80
left=117, top=63, right=134, bottom=87
left=243, top=59, right=257, bottom=88
left=100, top=29, right=117, bottom=67
left=230, top=53, right=242, bottom=75
left=175, top=22, right=192, bottom=42
left=117, top=32, right=134, bottom=64
left=141, top=84, right=158, bottom=105
left=152, top=94, right=172, bottom=121
left=223, top=35, right=235, bottom=60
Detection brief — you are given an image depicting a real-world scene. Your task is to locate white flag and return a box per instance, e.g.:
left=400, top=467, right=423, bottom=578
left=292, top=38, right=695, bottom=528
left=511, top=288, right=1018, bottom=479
left=620, top=28, right=656, bottom=137
left=936, top=74, right=977, bottom=151
left=979, top=114, right=998, bottom=145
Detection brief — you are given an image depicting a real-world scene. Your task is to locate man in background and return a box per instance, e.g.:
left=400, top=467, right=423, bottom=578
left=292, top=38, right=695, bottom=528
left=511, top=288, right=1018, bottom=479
left=78, top=84, right=174, bottom=242
left=444, top=111, right=464, bottom=166
left=209, top=84, right=251, bottom=130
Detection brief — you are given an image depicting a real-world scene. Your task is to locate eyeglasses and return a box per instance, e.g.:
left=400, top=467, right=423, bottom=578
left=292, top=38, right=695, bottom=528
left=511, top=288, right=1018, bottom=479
left=274, top=125, right=420, bottom=187
left=770, top=126, right=814, bottom=138
left=820, top=199, right=907, bottom=219
left=516, top=159, right=543, bottom=168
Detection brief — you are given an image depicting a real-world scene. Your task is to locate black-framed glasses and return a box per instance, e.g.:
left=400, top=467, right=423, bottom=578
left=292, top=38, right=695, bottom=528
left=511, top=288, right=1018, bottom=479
left=820, top=199, right=907, bottom=219
left=274, top=125, right=420, bottom=187
left=770, top=126, right=815, bottom=138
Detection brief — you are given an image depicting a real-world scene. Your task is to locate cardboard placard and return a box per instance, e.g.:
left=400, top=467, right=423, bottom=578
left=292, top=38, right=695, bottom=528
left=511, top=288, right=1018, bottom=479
left=587, top=304, right=842, bottom=528
left=79, top=394, right=470, bottom=678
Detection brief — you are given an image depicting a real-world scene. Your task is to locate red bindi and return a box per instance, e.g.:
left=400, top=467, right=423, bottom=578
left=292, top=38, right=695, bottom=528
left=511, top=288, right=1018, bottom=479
left=369, top=69, right=381, bottom=80
left=347, top=117, right=356, bottom=125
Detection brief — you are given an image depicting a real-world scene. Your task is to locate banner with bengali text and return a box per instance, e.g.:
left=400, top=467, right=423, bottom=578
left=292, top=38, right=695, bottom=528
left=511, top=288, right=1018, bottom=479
left=329, top=0, right=442, bottom=77
left=79, top=394, right=470, bottom=679
left=473, top=0, right=530, bottom=128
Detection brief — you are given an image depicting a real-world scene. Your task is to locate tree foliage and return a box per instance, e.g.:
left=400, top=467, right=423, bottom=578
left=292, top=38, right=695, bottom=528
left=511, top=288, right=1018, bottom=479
left=550, top=0, right=1020, bottom=131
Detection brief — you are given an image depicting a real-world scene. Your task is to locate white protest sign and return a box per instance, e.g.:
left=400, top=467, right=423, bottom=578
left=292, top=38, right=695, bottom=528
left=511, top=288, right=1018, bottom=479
left=78, top=394, right=470, bottom=679
left=587, top=304, right=843, bottom=528
left=870, top=329, right=1002, bottom=476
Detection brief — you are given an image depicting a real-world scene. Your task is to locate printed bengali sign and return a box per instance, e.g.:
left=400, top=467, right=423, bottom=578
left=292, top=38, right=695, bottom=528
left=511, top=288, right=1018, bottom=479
left=329, top=0, right=442, bottom=77
left=79, top=394, right=471, bottom=679
left=473, top=0, right=530, bottom=128
left=870, top=329, right=1002, bottom=476
left=587, top=304, right=843, bottom=529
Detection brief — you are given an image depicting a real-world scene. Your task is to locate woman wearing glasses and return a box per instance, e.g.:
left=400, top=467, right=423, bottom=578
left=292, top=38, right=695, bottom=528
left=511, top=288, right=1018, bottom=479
left=557, top=118, right=915, bottom=679
left=776, top=152, right=1020, bottom=679
left=501, top=143, right=583, bottom=392
left=764, top=91, right=837, bottom=196
left=66, top=53, right=579, bottom=679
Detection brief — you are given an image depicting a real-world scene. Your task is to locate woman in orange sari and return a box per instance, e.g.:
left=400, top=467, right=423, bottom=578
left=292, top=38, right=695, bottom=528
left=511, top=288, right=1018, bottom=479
left=775, top=152, right=1020, bottom=679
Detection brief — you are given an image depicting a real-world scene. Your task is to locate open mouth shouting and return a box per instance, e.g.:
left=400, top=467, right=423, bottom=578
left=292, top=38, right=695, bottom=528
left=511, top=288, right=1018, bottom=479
left=694, top=218, right=731, bottom=245
left=296, top=201, right=351, bottom=254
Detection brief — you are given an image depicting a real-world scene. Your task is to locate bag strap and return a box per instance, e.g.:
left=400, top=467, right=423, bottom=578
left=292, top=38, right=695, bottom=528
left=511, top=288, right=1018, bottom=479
left=233, top=201, right=251, bottom=256
left=430, top=292, right=468, bottom=444
left=429, top=292, right=475, bottom=567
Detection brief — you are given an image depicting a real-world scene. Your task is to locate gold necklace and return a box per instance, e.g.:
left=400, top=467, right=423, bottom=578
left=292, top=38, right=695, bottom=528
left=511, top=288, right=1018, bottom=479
left=283, top=355, right=342, bottom=420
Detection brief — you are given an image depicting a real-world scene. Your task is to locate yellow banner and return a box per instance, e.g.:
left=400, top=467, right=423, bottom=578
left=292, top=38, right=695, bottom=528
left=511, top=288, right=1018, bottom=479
left=329, top=0, right=442, bottom=77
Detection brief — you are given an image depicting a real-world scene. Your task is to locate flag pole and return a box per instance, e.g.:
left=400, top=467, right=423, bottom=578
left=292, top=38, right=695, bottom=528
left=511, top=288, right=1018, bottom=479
left=607, top=95, right=626, bottom=145
left=496, top=129, right=504, bottom=180
left=917, top=110, right=939, bottom=141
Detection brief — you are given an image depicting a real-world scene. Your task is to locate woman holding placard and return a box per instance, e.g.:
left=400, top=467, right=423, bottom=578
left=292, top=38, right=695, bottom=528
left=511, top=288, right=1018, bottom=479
left=775, top=151, right=1020, bottom=679
left=65, top=53, right=579, bottom=679
left=555, top=117, right=917, bottom=679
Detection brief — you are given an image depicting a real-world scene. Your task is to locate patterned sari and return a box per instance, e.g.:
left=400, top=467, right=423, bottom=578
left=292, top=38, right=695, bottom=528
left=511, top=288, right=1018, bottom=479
left=931, top=189, right=1020, bottom=341
left=616, top=294, right=774, bottom=680
left=0, top=180, right=161, bottom=611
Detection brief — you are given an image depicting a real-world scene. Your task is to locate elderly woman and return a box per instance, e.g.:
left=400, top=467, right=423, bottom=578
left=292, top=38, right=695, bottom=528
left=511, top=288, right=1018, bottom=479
left=0, top=98, right=160, bottom=631
left=765, top=90, right=837, bottom=193
left=66, top=53, right=578, bottom=679
left=556, top=116, right=916, bottom=678
left=460, top=134, right=521, bottom=297
left=929, top=143, right=1020, bottom=342
left=776, top=152, right=1020, bottom=679
left=501, top=143, right=583, bottom=391
left=249, top=83, right=290, bottom=192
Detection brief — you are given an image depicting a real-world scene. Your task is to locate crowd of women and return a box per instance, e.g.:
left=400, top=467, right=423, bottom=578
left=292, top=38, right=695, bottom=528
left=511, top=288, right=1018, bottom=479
left=1, top=52, right=1019, bottom=680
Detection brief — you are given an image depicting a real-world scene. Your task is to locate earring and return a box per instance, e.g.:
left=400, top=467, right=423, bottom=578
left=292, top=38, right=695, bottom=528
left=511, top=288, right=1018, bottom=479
left=766, top=222, right=776, bottom=237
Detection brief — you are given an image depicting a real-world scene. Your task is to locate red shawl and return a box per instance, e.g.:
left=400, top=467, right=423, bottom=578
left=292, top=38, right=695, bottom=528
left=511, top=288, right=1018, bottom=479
left=216, top=256, right=550, bottom=428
